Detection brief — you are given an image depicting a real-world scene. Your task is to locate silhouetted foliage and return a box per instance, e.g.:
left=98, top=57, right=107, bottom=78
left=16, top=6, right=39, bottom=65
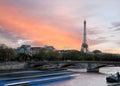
left=0, top=44, right=120, bottom=62
left=0, top=44, right=17, bottom=61
left=16, top=53, right=31, bottom=61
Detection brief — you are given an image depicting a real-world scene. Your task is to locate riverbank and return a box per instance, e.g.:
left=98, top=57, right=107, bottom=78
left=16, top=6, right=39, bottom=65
left=0, top=61, right=85, bottom=73
left=0, top=62, right=25, bottom=70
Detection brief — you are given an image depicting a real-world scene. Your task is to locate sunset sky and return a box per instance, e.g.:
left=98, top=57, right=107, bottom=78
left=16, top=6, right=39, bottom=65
left=0, top=0, right=120, bottom=54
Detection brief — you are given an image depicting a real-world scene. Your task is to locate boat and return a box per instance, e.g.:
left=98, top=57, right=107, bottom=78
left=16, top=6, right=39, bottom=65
left=106, top=73, right=120, bottom=83
left=0, top=70, right=77, bottom=86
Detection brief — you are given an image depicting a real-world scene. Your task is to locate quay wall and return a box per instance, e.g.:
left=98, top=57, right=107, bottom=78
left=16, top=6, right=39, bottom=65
left=0, top=62, right=26, bottom=70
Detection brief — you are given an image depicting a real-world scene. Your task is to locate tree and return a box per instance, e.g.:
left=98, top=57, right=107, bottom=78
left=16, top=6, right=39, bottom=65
left=46, top=50, right=62, bottom=61
left=0, top=44, right=17, bottom=61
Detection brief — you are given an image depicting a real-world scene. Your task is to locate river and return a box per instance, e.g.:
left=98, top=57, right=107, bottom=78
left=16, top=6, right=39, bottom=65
left=0, top=67, right=120, bottom=86
left=32, top=67, right=120, bottom=86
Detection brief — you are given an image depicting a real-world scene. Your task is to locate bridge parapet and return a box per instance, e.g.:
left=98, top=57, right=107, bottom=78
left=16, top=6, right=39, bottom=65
left=25, top=61, right=120, bottom=72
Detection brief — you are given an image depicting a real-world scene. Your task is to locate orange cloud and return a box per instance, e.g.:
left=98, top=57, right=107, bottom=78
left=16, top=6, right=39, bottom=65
left=0, top=4, right=82, bottom=50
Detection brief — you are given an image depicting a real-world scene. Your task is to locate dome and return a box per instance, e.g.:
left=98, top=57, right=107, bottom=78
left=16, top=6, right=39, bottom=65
left=92, top=50, right=102, bottom=54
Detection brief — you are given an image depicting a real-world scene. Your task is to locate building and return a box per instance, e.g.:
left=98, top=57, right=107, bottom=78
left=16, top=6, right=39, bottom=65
left=92, top=50, right=102, bottom=54
left=16, top=45, right=31, bottom=54
left=31, top=47, right=43, bottom=54
left=15, top=45, right=56, bottom=55
left=44, top=45, right=55, bottom=50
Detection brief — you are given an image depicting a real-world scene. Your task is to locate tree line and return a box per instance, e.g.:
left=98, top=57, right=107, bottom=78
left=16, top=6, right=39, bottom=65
left=0, top=44, right=120, bottom=62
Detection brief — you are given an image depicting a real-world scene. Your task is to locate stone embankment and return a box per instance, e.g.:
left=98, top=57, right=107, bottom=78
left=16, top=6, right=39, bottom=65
left=0, top=62, right=26, bottom=70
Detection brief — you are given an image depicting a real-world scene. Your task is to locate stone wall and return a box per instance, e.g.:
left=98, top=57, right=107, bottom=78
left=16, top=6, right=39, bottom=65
left=0, top=62, right=26, bottom=70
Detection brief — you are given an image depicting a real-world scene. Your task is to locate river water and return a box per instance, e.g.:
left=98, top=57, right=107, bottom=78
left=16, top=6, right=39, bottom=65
left=1, top=67, right=120, bottom=86
left=32, top=67, right=120, bottom=86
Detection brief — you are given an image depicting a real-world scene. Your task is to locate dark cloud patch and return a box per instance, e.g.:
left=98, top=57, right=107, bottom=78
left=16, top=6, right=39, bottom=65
left=87, top=27, right=102, bottom=35
left=88, top=35, right=108, bottom=46
left=110, top=35, right=115, bottom=37
left=0, top=0, right=35, bottom=7
left=112, top=22, right=120, bottom=28
left=0, top=27, right=46, bottom=47
left=97, top=37, right=106, bottom=40
left=0, top=0, right=39, bottom=17
left=115, top=41, right=120, bottom=47
left=0, top=27, right=23, bottom=42
left=88, top=29, right=99, bottom=35
left=109, top=22, right=120, bottom=32
left=114, top=28, right=120, bottom=31
left=88, top=39, right=105, bottom=46
left=0, top=0, right=48, bottom=13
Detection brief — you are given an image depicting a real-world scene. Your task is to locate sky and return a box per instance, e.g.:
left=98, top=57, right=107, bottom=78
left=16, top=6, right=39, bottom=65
left=0, top=0, right=120, bottom=54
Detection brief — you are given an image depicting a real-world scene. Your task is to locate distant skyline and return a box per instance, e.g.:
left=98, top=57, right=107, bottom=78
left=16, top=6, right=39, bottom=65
left=0, top=0, right=120, bottom=54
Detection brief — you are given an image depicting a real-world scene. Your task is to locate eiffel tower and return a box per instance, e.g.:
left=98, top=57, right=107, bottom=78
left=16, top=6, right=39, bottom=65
left=81, top=20, right=89, bottom=53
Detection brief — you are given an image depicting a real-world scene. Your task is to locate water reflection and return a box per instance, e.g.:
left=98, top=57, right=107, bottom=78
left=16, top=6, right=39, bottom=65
left=1, top=67, right=120, bottom=86
left=47, top=67, right=120, bottom=86
left=100, top=67, right=120, bottom=74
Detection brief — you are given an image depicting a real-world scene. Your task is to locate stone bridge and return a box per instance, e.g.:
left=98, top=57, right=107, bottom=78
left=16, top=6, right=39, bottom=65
left=27, top=61, right=120, bottom=72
